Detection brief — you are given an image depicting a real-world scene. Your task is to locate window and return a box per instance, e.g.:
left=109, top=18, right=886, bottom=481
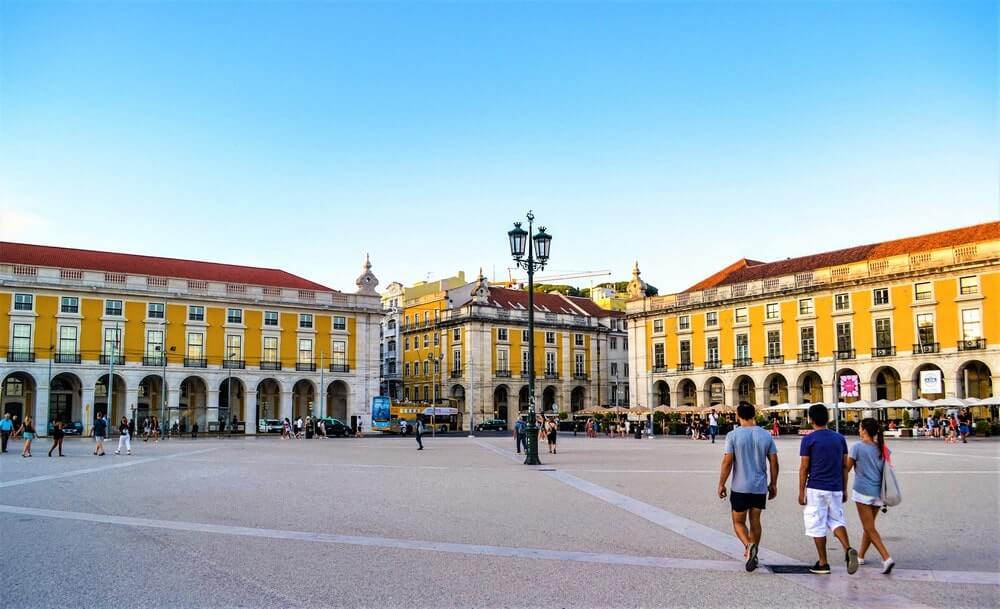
left=875, top=318, right=891, bottom=348
left=433, top=358, right=440, bottom=373
left=521, top=349, right=529, bottom=373
left=188, top=306, right=205, bottom=322
left=610, top=337, right=618, bottom=350
left=226, top=308, right=243, bottom=324
left=404, top=363, right=410, bottom=377
left=497, top=328, right=508, bottom=342
left=299, top=314, right=313, bottom=329
left=145, top=329, right=162, bottom=357
left=453, top=349, right=462, bottom=372
left=705, top=312, right=718, bottom=327
left=798, top=298, right=814, bottom=315
left=765, top=303, right=779, bottom=320
left=623, top=362, right=629, bottom=376
left=263, top=337, right=278, bottom=363
left=836, top=322, right=852, bottom=352
left=736, top=334, right=749, bottom=360
left=423, top=311, right=429, bottom=324
left=298, top=338, right=313, bottom=363
left=961, top=309, right=982, bottom=341
left=333, top=316, right=347, bottom=331
left=147, top=303, right=164, bottom=319
left=679, top=340, right=691, bottom=365
left=545, top=331, right=555, bottom=345
left=611, top=362, right=618, bottom=376
left=453, top=328, right=461, bottom=342
left=264, top=311, right=279, bottom=326
left=404, top=315, right=410, bottom=328
left=61, top=297, right=79, bottom=314
left=13, top=293, right=33, bottom=311
left=959, top=276, right=979, bottom=295
left=423, top=361, right=429, bottom=376
left=706, top=337, right=719, bottom=362
left=575, top=352, right=585, bottom=375
left=916, top=313, right=935, bottom=346
left=186, top=332, right=204, bottom=359
left=653, top=343, right=665, bottom=368
left=545, top=351, right=556, bottom=374
left=873, top=288, right=890, bottom=306
left=653, top=319, right=664, bottom=333
left=404, top=336, right=410, bottom=350
left=678, top=315, right=690, bottom=330
left=497, top=349, right=509, bottom=372
left=834, top=293, right=850, bottom=311
left=767, top=330, right=781, bottom=359
left=623, top=337, right=628, bottom=350
left=103, top=327, right=121, bottom=355
left=800, top=327, right=815, bottom=355
left=404, top=387, right=410, bottom=400
left=914, top=282, right=932, bottom=301
left=575, top=333, right=584, bottom=347
left=59, top=326, right=78, bottom=355
left=423, top=385, right=430, bottom=402
left=521, top=329, right=530, bottom=343
left=735, top=308, right=748, bottom=324
left=423, top=333, right=429, bottom=348
left=433, top=332, right=439, bottom=346
left=105, top=299, right=123, bottom=316
left=11, top=323, right=31, bottom=353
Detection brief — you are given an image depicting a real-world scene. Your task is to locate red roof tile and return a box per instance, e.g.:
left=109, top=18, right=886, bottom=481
left=684, top=222, right=1000, bottom=292
left=0, top=241, right=334, bottom=292
left=458, top=286, right=615, bottom=317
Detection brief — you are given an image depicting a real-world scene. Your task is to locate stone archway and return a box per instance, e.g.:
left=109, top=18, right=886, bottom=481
left=292, top=379, right=316, bottom=420
left=256, top=379, right=281, bottom=422
left=2, top=371, right=37, bottom=426
left=451, top=384, right=466, bottom=412
left=219, top=377, right=246, bottom=423
left=542, top=386, right=557, bottom=412
left=734, top=375, right=756, bottom=406
left=653, top=380, right=670, bottom=406
left=871, top=366, right=902, bottom=401
left=678, top=378, right=697, bottom=407
left=764, top=373, right=788, bottom=405
left=836, top=368, right=861, bottom=403
left=518, top=386, right=530, bottom=414
left=493, top=385, right=509, bottom=422
left=571, top=386, right=586, bottom=412
left=96, top=373, right=127, bottom=423
left=179, top=376, right=207, bottom=430
left=912, top=363, right=945, bottom=399
left=327, top=380, right=349, bottom=421
left=49, top=372, right=83, bottom=427
left=958, top=360, right=993, bottom=399
left=137, top=375, right=165, bottom=426
left=704, top=377, right=725, bottom=406
left=798, top=370, right=824, bottom=404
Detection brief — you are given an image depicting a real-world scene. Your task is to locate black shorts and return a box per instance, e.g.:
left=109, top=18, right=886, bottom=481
left=730, top=491, right=766, bottom=513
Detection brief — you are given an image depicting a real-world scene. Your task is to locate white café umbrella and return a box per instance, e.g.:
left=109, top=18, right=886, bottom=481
left=933, top=397, right=969, bottom=408
left=911, top=398, right=934, bottom=408
left=967, top=396, right=1000, bottom=406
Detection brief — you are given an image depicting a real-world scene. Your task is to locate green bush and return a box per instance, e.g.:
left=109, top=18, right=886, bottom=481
left=653, top=411, right=666, bottom=424
left=558, top=412, right=568, bottom=421
left=974, top=420, right=990, bottom=436
left=902, top=411, right=911, bottom=427
left=755, top=415, right=767, bottom=427
left=991, top=423, right=1000, bottom=437
left=668, top=412, right=681, bottom=423
left=669, top=422, right=686, bottom=435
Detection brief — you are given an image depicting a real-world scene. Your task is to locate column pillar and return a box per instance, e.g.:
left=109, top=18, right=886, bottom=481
left=755, top=385, right=767, bottom=408
left=125, top=387, right=140, bottom=426
left=279, top=390, right=293, bottom=422
left=206, top=388, right=219, bottom=430
left=167, top=384, right=181, bottom=429
left=35, top=383, right=50, bottom=437
left=900, top=379, right=916, bottom=401
left=245, top=389, right=258, bottom=435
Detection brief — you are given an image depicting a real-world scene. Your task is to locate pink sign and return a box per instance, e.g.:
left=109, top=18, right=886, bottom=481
left=839, top=375, right=860, bottom=398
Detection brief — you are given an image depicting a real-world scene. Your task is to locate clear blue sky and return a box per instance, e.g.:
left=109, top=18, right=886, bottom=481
left=1, top=1, right=997, bottom=294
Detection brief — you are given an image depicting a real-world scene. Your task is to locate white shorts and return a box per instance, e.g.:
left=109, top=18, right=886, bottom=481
left=803, top=488, right=847, bottom=538
left=851, top=490, right=884, bottom=506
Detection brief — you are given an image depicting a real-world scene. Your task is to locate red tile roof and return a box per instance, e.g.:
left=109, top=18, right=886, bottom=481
left=458, top=286, right=616, bottom=317
left=0, top=241, right=334, bottom=292
left=685, top=221, right=1000, bottom=292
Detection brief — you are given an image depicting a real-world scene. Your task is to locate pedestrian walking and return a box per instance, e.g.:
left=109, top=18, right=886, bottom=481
left=115, top=416, right=132, bottom=455
left=848, top=418, right=895, bottom=574
left=958, top=408, right=972, bottom=443
left=355, top=419, right=364, bottom=438
left=546, top=418, right=558, bottom=454
left=48, top=420, right=65, bottom=457
left=718, top=403, right=778, bottom=572
left=0, top=413, right=13, bottom=453
left=150, top=416, right=160, bottom=443
left=798, top=404, right=858, bottom=575
left=708, top=409, right=719, bottom=444
left=415, top=418, right=424, bottom=450
left=514, top=417, right=526, bottom=454
left=18, top=415, right=35, bottom=457
left=93, top=412, right=108, bottom=456
left=946, top=414, right=958, bottom=444
left=771, top=417, right=780, bottom=437
left=295, top=416, right=304, bottom=439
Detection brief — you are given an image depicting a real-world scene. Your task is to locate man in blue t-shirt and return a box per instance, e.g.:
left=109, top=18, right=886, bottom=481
left=798, top=404, right=858, bottom=575
left=718, top=403, right=778, bottom=572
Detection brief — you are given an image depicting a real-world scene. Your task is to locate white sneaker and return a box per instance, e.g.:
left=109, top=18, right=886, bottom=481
left=114, top=451, right=120, bottom=455
left=858, top=558, right=866, bottom=565
left=127, top=451, right=131, bottom=455
left=881, top=558, right=895, bottom=574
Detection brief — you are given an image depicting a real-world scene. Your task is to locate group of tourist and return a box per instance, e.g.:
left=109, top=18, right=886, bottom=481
left=718, top=402, right=897, bottom=576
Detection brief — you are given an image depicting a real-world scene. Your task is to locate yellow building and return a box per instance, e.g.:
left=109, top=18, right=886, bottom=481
left=626, top=222, right=999, bottom=416
left=401, top=273, right=627, bottom=430
left=0, top=243, right=382, bottom=435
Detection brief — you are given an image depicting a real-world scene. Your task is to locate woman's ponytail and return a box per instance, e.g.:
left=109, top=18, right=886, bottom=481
left=861, top=417, right=884, bottom=458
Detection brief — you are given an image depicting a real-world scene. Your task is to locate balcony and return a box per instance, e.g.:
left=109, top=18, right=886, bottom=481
left=520, top=370, right=530, bottom=378
left=733, top=357, right=753, bottom=368
left=765, top=355, right=784, bottom=365
left=677, top=362, right=693, bottom=372
left=871, top=346, right=896, bottom=358
left=912, top=342, right=939, bottom=354
left=652, top=365, right=667, bottom=374
left=296, top=362, right=317, bottom=372
left=958, top=338, right=986, bottom=351
left=544, top=372, right=560, bottom=379
left=798, top=352, right=818, bottom=363
left=142, top=355, right=165, bottom=367
left=222, top=359, right=246, bottom=370
left=835, top=349, right=856, bottom=360
left=54, top=353, right=81, bottom=364
left=184, top=357, right=207, bottom=368
left=573, top=373, right=589, bottom=381
left=495, top=369, right=512, bottom=378
left=329, top=364, right=350, bottom=373
left=704, top=360, right=722, bottom=370
left=450, top=369, right=464, bottom=378
left=260, top=361, right=282, bottom=371
left=100, top=354, right=125, bottom=365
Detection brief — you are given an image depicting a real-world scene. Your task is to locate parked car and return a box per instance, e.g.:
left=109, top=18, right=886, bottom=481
left=474, top=418, right=508, bottom=432
left=317, top=417, right=352, bottom=437
left=258, top=419, right=283, bottom=434
left=49, top=420, right=83, bottom=435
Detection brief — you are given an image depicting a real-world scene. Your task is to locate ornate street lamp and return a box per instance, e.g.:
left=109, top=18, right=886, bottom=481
left=508, top=211, right=552, bottom=466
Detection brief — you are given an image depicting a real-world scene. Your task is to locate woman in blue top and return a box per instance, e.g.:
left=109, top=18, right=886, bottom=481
left=847, top=418, right=894, bottom=574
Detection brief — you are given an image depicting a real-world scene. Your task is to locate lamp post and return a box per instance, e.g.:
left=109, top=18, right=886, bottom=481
left=508, top=211, right=552, bottom=466
left=426, top=352, right=443, bottom=438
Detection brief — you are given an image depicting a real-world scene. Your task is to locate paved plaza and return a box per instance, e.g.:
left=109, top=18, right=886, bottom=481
left=1, top=432, right=998, bottom=609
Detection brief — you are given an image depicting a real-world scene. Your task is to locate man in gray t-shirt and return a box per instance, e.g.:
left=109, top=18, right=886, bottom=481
left=718, top=403, right=778, bottom=572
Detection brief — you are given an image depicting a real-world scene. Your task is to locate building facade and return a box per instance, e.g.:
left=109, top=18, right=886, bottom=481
left=400, top=273, right=624, bottom=430
left=0, top=243, right=381, bottom=435
left=626, top=222, right=999, bottom=413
